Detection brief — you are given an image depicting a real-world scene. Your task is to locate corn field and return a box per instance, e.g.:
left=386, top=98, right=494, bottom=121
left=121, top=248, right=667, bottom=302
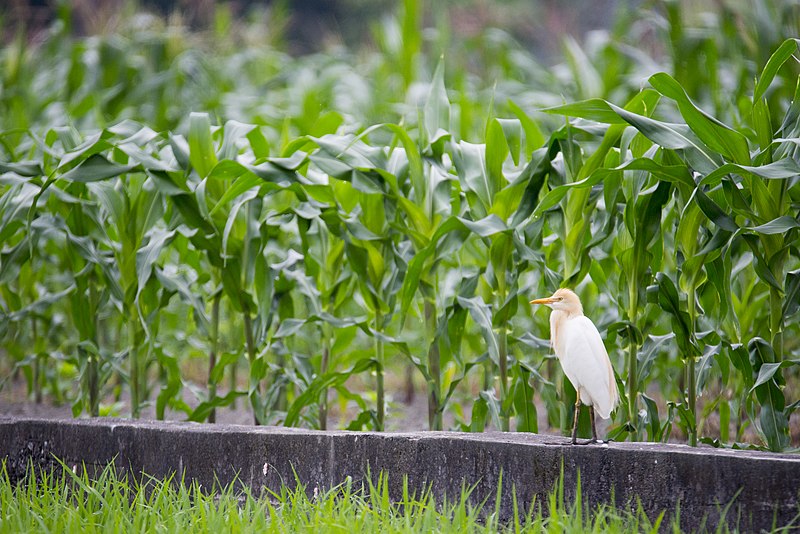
left=2, top=0, right=800, bottom=451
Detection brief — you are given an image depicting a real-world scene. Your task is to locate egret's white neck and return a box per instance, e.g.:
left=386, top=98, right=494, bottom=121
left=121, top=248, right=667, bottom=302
left=550, top=308, right=583, bottom=356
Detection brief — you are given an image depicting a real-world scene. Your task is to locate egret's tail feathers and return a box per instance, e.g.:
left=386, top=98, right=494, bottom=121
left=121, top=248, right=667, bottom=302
left=594, top=387, right=619, bottom=420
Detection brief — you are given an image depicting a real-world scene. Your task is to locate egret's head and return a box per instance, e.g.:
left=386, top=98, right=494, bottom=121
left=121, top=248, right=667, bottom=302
left=530, top=288, right=583, bottom=314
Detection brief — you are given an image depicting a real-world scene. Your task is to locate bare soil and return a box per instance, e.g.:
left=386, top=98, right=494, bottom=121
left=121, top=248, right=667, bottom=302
left=2, top=372, right=797, bottom=449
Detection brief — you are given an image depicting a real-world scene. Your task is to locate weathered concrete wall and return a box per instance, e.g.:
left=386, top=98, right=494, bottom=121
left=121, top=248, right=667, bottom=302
left=1, top=417, right=798, bottom=531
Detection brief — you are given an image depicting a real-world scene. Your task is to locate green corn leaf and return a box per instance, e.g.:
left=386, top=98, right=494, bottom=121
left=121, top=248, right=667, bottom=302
left=424, top=58, right=450, bottom=142
left=754, top=38, right=800, bottom=102
left=456, top=295, right=500, bottom=365
left=698, top=158, right=800, bottom=187
left=155, top=348, right=185, bottom=420
left=759, top=403, right=790, bottom=452
left=650, top=72, right=750, bottom=164
left=486, top=118, right=510, bottom=188
left=751, top=362, right=783, bottom=392
left=0, top=161, right=43, bottom=176
left=135, top=228, right=175, bottom=295
left=512, top=363, right=537, bottom=433
left=60, top=154, right=138, bottom=182
left=740, top=233, right=783, bottom=291
left=641, top=393, right=661, bottom=441
left=508, top=100, right=545, bottom=153
left=457, top=214, right=506, bottom=237
left=470, top=395, right=489, bottom=432
left=188, top=390, right=247, bottom=423
left=509, top=147, right=550, bottom=227
left=748, top=216, right=800, bottom=235
left=398, top=217, right=465, bottom=320
left=541, top=99, right=625, bottom=124
left=284, top=358, right=375, bottom=427
left=219, top=120, right=256, bottom=160
left=750, top=360, right=800, bottom=393
left=783, top=269, right=800, bottom=317
left=692, top=188, right=738, bottom=231
left=188, top=112, right=218, bottom=178
left=456, top=141, right=493, bottom=215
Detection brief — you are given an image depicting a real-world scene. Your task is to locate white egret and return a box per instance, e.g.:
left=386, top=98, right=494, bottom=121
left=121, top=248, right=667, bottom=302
left=530, top=288, right=618, bottom=444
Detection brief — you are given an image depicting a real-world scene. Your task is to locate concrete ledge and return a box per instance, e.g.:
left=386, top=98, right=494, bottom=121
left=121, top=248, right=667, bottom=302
left=1, top=417, right=798, bottom=530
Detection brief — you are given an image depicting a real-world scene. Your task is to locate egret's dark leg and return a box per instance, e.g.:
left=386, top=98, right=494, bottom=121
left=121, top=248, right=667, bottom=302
left=571, top=397, right=581, bottom=445
left=573, top=399, right=600, bottom=446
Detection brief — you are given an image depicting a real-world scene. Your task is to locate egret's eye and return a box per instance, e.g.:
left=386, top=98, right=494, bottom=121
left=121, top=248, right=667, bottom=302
left=556, top=297, right=564, bottom=301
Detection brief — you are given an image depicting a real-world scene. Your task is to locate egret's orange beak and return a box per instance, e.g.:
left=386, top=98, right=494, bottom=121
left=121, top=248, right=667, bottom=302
left=529, top=297, right=555, bottom=305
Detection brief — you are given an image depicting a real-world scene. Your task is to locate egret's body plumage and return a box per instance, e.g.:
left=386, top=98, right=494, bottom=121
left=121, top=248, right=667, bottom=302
left=531, top=288, right=618, bottom=443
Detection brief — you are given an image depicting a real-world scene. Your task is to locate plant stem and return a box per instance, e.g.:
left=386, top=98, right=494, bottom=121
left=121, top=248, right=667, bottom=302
left=230, top=357, right=237, bottom=410
left=425, top=300, right=442, bottom=431
left=404, top=364, right=415, bottom=404
left=375, top=310, right=385, bottom=431
left=687, top=354, right=696, bottom=447
left=208, top=291, right=221, bottom=423
left=497, top=274, right=509, bottom=432
left=243, top=307, right=259, bottom=425
left=627, top=333, right=639, bottom=439
left=319, top=321, right=332, bottom=430
left=498, top=326, right=509, bottom=431
left=769, top=287, right=783, bottom=363
left=626, top=278, right=639, bottom=439
left=87, top=349, right=98, bottom=417
left=129, top=316, right=140, bottom=419
left=89, top=279, right=99, bottom=417
left=32, top=317, right=42, bottom=404
left=687, top=289, right=697, bottom=447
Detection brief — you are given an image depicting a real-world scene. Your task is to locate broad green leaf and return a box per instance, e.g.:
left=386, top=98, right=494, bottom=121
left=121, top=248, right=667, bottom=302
left=750, top=360, right=800, bottom=393
left=512, top=363, right=537, bottom=433
left=457, top=214, right=506, bottom=237
left=646, top=272, right=695, bottom=357
left=219, top=120, right=256, bottom=160
left=456, top=295, right=500, bottom=365
left=692, top=188, right=738, bottom=232
left=748, top=216, right=800, bottom=235
left=698, top=158, right=800, bottom=188
left=783, top=269, right=800, bottom=317
left=398, top=217, right=465, bottom=319
left=740, top=233, right=783, bottom=291
left=499, top=118, right=523, bottom=165
left=135, top=228, right=175, bottom=294
left=759, top=403, right=790, bottom=452
left=650, top=72, right=750, bottom=164
left=486, top=118, right=509, bottom=188
left=456, top=141, right=493, bottom=214
left=284, top=358, right=375, bottom=427
left=508, top=100, right=545, bottom=153
left=509, top=148, right=550, bottom=227
left=60, top=154, right=138, bottom=182
left=751, top=362, right=783, bottom=392
left=188, top=112, right=218, bottom=178
left=188, top=390, right=246, bottom=422
left=754, top=38, right=800, bottom=102
left=424, top=59, right=450, bottom=141
left=0, top=161, right=42, bottom=177
left=542, top=99, right=625, bottom=124
left=479, top=389, right=503, bottom=431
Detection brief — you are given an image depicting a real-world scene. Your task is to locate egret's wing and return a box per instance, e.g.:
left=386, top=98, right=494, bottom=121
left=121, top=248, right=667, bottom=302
left=559, top=316, right=618, bottom=419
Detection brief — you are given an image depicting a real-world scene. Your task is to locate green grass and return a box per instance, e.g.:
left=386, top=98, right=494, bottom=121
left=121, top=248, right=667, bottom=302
left=0, top=460, right=680, bottom=534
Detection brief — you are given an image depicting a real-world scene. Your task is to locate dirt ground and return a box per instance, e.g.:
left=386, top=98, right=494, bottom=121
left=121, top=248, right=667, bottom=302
left=1, top=373, right=796, bottom=449
left=0, top=372, right=557, bottom=433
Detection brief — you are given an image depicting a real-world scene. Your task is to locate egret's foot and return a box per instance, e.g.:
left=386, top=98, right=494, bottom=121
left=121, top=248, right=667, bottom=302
left=574, top=438, right=600, bottom=446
